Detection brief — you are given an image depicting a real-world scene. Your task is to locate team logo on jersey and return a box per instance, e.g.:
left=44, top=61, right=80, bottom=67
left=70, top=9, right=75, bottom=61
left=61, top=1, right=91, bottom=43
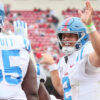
left=70, top=64, right=74, bottom=68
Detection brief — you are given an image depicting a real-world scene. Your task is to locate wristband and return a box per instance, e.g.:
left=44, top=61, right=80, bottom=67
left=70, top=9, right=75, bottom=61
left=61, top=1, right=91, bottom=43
left=48, top=64, right=58, bottom=72
left=86, top=22, right=96, bottom=34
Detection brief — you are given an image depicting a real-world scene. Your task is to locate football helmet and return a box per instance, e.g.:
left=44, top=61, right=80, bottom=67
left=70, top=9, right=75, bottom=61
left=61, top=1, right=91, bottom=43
left=0, top=4, right=5, bottom=28
left=57, top=17, right=89, bottom=56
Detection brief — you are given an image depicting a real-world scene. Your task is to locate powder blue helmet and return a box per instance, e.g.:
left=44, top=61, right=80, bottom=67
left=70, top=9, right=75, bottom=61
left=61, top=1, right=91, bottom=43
left=0, top=3, right=5, bottom=28
left=57, top=17, right=89, bottom=55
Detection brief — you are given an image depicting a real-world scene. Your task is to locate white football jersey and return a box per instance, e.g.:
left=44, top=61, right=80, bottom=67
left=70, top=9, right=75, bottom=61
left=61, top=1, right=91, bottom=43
left=58, top=41, right=100, bottom=100
left=0, top=34, right=31, bottom=100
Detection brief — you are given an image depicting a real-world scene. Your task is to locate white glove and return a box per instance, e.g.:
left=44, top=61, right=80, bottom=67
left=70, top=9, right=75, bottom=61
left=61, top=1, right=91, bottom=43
left=13, top=20, right=27, bottom=37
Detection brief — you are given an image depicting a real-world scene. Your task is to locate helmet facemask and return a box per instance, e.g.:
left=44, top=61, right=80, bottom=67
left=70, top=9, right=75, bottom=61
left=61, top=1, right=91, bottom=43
left=58, top=32, right=80, bottom=56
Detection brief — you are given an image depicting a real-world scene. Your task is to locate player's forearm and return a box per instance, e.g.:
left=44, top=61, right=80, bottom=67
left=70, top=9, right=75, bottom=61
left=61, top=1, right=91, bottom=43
left=38, top=82, right=51, bottom=100
left=52, top=80, right=64, bottom=97
left=22, top=58, right=39, bottom=100
left=50, top=70, right=64, bottom=97
left=89, top=31, right=100, bottom=57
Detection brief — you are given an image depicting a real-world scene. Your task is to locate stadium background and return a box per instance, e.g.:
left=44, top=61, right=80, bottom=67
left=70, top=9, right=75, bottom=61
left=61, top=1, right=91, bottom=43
left=0, top=0, right=100, bottom=99
left=1, top=0, right=100, bottom=21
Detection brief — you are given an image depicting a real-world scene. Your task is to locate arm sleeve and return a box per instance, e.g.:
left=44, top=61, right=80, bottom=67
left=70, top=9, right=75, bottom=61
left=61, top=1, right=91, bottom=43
left=85, top=56, right=100, bottom=75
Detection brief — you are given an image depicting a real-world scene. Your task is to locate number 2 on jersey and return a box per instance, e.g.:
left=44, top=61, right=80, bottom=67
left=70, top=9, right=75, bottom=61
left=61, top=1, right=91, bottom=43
left=0, top=50, right=22, bottom=84
left=62, top=76, right=72, bottom=100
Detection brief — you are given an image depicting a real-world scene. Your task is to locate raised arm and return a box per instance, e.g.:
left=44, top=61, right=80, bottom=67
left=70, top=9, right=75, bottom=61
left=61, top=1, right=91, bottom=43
left=38, top=82, right=51, bottom=100
left=78, top=0, right=100, bottom=67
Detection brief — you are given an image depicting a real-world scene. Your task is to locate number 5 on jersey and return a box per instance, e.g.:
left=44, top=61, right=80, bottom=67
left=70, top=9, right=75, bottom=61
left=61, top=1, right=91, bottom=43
left=0, top=50, right=22, bottom=84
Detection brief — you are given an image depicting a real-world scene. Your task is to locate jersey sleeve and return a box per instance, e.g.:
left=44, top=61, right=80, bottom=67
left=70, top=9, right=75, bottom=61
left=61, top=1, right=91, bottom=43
left=79, top=41, right=100, bottom=74
left=77, top=41, right=94, bottom=61
left=85, top=57, right=100, bottom=74
left=83, top=41, right=94, bottom=56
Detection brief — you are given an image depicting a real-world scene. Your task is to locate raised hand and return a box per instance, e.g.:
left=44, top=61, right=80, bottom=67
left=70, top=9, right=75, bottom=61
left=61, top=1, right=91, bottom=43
left=13, top=20, right=27, bottom=37
left=78, top=0, right=93, bottom=25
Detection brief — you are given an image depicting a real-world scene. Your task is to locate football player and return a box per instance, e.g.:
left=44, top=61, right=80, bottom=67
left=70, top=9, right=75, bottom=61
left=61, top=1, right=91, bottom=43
left=0, top=3, right=39, bottom=100
left=40, top=0, right=100, bottom=100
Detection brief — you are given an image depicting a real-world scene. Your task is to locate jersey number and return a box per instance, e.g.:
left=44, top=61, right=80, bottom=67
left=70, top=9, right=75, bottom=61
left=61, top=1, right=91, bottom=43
left=62, top=76, right=72, bottom=100
left=0, top=50, right=22, bottom=84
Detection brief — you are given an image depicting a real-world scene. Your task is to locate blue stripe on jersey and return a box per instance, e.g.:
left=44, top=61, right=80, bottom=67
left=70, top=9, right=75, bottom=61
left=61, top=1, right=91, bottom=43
left=27, top=40, right=31, bottom=52
left=36, top=64, right=40, bottom=75
left=80, top=46, right=85, bottom=60
left=24, top=38, right=31, bottom=51
left=0, top=70, right=3, bottom=82
left=9, top=39, right=13, bottom=46
left=76, top=54, right=79, bottom=62
left=24, top=38, right=31, bottom=52
left=24, top=38, right=27, bottom=49
left=76, top=46, right=85, bottom=62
